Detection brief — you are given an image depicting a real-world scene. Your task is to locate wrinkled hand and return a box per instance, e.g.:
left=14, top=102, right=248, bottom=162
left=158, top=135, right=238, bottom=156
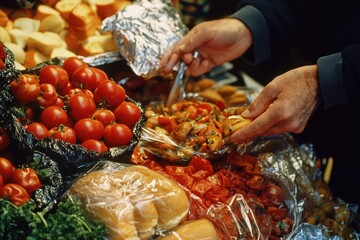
left=160, top=18, right=253, bottom=76
left=231, top=65, right=321, bottom=143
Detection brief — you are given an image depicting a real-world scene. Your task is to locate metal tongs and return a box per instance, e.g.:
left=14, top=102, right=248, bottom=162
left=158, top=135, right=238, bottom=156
left=166, top=51, right=199, bottom=107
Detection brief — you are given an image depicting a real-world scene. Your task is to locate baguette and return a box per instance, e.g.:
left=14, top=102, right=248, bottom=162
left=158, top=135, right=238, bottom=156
left=34, top=4, right=60, bottom=21
left=55, top=0, right=82, bottom=20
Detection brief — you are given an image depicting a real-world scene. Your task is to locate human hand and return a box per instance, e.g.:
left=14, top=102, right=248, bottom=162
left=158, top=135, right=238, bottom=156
left=160, top=18, right=253, bottom=76
left=230, top=65, right=321, bottom=143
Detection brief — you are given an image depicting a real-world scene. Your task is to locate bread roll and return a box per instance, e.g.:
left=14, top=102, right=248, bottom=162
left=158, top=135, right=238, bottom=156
left=67, top=165, right=190, bottom=240
left=158, top=219, right=217, bottom=240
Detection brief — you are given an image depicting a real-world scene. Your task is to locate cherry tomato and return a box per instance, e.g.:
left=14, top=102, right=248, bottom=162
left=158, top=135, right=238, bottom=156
left=113, top=101, right=141, bottom=128
left=0, top=157, right=14, bottom=183
left=93, top=80, right=126, bottom=109
left=0, top=127, right=10, bottom=152
left=71, top=66, right=98, bottom=90
left=58, top=81, right=72, bottom=96
left=37, top=83, right=58, bottom=108
left=92, top=109, right=115, bottom=127
left=68, top=93, right=96, bottom=121
left=90, top=67, right=108, bottom=87
left=103, top=123, right=132, bottom=147
left=0, top=183, right=30, bottom=206
left=81, top=139, right=108, bottom=153
left=48, top=125, right=76, bottom=144
left=26, top=122, right=48, bottom=140
left=12, top=167, right=42, bottom=194
left=40, top=106, right=69, bottom=129
left=74, top=118, right=104, bottom=142
left=0, top=175, right=3, bottom=187
left=54, top=97, right=65, bottom=107
left=62, top=56, right=88, bottom=79
left=38, top=65, right=70, bottom=93
left=10, top=74, right=40, bottom=105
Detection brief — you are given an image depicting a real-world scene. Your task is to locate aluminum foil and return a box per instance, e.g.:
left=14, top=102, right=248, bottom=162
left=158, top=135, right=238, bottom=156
left=102, top=0, right=188, bottom=79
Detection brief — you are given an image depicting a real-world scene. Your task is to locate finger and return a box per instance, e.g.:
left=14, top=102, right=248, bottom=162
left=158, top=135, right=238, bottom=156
left=242, top=85, right=279, bottom=119
left=231, top=108, right=280, bottom=143
left=190, top=59, right=210, bottom=76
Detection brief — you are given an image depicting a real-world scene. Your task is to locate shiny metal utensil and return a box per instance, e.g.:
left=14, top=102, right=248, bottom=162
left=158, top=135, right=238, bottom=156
left=166, top=51, right=198, bottom=107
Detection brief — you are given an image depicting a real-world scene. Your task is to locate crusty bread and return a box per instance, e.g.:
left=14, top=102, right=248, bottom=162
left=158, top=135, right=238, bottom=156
left=55, top=0, right=82, bottom=20
left=67, top=3, right=101, bottom=40
left=34, top=4, right=60, bottom=21
left=67, top=165, right=190, bottom=240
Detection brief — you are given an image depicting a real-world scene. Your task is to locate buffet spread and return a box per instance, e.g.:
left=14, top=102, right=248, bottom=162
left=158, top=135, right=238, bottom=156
left=0, top=0, right=359, bottom=239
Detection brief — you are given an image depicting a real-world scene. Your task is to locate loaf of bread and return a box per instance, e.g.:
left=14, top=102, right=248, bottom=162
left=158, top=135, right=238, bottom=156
left=67, top=165, right=190, bottom=240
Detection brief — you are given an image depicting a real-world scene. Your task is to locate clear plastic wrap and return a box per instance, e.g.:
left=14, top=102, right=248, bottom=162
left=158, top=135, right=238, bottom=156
left=65, top=161, right=198, bottom=240
left=132, top=133, right=360, bottom=239
left=102, top=0, right=188, bottom=79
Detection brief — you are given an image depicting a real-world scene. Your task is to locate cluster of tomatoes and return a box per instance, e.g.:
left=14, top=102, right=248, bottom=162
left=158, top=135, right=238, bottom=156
left=9, top=56, right=142, bottom=153
left=0, top=157, right=41, bottom=206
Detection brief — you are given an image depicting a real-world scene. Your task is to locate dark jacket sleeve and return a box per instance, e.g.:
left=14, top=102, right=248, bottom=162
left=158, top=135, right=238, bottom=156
left=234, top=0, right=314, bottom=59
left=232, top=0, right=360, bottom=107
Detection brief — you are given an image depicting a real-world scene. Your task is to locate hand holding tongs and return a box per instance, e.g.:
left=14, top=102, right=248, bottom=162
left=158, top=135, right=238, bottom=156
left=166, top=51, right=199, bottom=107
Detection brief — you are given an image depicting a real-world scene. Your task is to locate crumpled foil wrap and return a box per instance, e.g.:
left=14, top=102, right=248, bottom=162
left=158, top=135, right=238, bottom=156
left=102, top=0, right=188, bottom=79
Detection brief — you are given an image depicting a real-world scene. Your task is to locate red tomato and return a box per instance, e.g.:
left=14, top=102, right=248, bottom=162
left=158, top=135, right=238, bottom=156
left=103, top=123, right=132, bottom=147
left=26, top=122, right=48, bottom=140
left=0, top=157, right=14, bottom=183
left=93, top=80, right=126, bottom=109
left=71, top=66, right=99, bottom=90
left=0, top=128, right=10, bottom=152
left=37, top=83, right=58, bottom=107
left=92, top=109, right=115, bottom=127
left=81, top=139, right=108, bottom=153
left=68, top=93, right=96, bottom=121
left=54, top=97, right=64, bottom=107
left=48, top=125, right=76, bottom=144
left=74, top=118, right=104, bottom=142
left=12, top=167, right=42, bottom=194
left=40, top=106, right=69, bottom=129
left=58, top=81, right=72, bottom=96
left=90, top=67, right=108, bottom=86
left=113, top=101, right=141, bottom=128
left=38, top=65, right=70, bottom=93
left=62, top=56, right=88, bottom=78
left=10, top=74, right=40, bottom=105
left=0, top=183, right=30, bottom=206
left=0, top=175, right=3, bottom=187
